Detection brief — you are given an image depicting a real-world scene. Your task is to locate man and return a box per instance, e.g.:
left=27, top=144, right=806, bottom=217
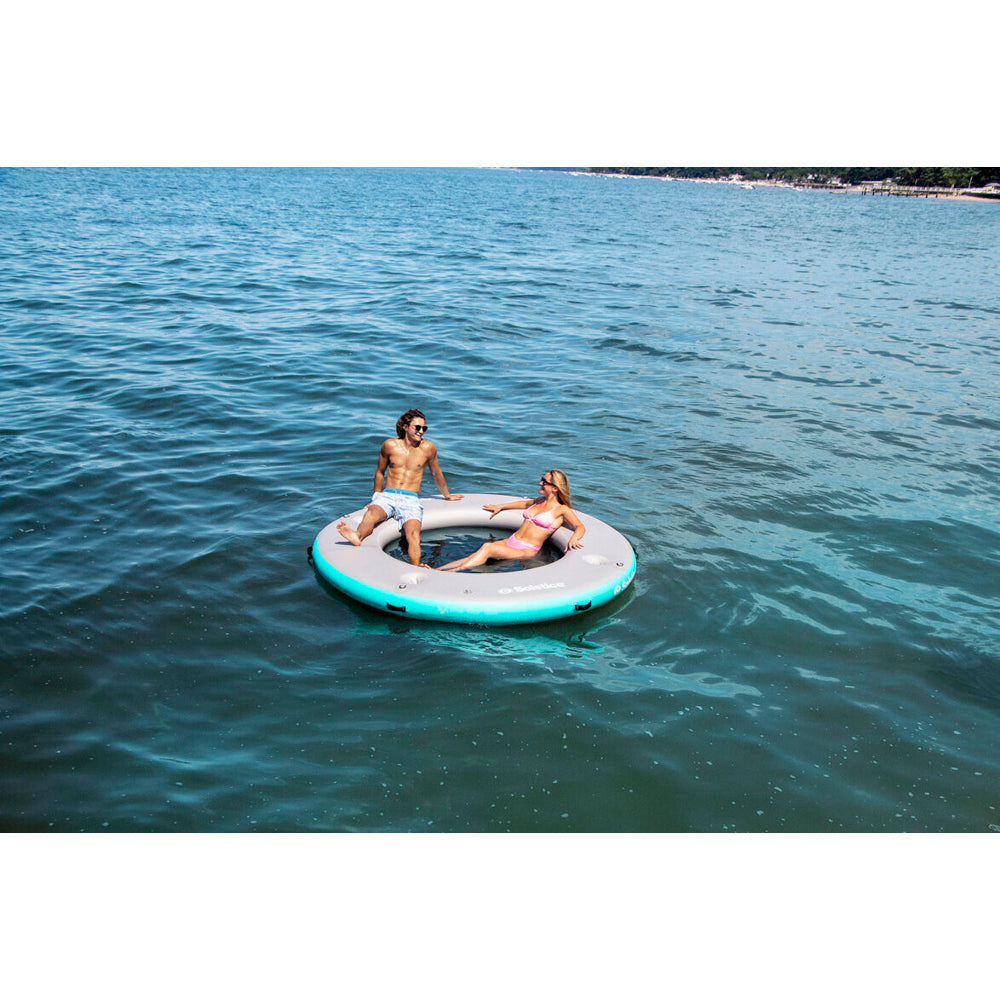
left=336, top=409, right=464, bottom=566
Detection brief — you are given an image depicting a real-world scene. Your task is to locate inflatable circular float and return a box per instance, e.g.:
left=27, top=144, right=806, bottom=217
left=309, top=493, right=636, bottom=625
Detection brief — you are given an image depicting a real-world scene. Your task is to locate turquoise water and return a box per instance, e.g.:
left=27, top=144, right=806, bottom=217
left=2, top=167, right=998, bottom=832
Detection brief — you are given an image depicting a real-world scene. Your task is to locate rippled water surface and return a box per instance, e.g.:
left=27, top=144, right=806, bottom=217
left=2, top=167, right=998, bottom=832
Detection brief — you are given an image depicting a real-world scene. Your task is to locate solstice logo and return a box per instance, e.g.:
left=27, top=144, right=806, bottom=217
left=498, top=582, right=566, bottom=595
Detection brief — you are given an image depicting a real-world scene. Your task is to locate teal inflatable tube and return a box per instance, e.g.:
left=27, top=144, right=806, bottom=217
left=310, top=494, right=636, bottom=625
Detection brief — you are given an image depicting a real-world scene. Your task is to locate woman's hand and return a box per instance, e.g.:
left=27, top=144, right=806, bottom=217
left=482, top=503, right=502, bottom=517
left=563, top=508, right=586, bottom=550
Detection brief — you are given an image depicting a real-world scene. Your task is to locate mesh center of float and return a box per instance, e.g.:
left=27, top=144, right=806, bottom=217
left=385, top=527, right=562, bottom=573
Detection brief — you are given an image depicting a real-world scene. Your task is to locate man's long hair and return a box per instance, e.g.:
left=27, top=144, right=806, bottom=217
left=396, top=408, right=426, bottom=439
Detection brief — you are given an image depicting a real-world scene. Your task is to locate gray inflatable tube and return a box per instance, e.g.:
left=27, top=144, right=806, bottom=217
left=310, top=493, right=636, bottom=625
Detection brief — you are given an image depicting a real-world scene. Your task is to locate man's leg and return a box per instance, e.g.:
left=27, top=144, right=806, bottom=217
left=337, top=504, right=387, bottom=546
left=402, top=518, right=426, bottom=566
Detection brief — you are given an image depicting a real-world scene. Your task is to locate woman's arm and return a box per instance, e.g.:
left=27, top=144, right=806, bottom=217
left=561, top=507, right=586, bottom=549
left=483, top=496, right=537, bottom=517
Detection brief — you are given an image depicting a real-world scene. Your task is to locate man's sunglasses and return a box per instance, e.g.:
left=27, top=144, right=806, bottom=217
left=411, top=424, right=429, bottom=432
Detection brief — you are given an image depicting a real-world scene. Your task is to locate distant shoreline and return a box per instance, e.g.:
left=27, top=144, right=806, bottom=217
left=580, top=170, right=1000, bottom=203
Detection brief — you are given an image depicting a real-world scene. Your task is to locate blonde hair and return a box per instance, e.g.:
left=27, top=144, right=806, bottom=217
left=547, top=469, right=572, bottom=507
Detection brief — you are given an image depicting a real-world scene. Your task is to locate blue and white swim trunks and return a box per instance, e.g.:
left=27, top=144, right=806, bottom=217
left=371, top=488, right=424, bottom=526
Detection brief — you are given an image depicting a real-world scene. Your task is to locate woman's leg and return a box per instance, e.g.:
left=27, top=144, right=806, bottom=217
left=438, top=542, right=492, bottom=572
left=440, top=540, right=528, bottom=572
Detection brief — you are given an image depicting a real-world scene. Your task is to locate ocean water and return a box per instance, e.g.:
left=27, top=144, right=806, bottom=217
left=2, top=167, right=998, bottom=833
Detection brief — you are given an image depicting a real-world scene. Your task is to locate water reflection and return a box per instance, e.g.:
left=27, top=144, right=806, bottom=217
left=311, top=562, right=608, bottom=659
left=312, top=565, right=755, bottom=698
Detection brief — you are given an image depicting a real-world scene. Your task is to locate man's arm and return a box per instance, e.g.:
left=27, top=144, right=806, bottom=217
left=373, top=442, right=390, bottom=493
left=426, top=445, right=463, bottom=501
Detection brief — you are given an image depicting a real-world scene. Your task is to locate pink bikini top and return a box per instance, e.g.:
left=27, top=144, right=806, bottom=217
left=522, top=504, right=557, bottom=532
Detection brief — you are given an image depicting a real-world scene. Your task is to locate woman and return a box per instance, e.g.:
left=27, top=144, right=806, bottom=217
left=438, top=470, right=585, bottom=572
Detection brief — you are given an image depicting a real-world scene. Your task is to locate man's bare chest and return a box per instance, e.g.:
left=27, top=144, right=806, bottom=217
left=387, top=444, right=428, bottom=471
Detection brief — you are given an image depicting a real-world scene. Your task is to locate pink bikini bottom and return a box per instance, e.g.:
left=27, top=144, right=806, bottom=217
left=506, top=534, right=541, bottom=553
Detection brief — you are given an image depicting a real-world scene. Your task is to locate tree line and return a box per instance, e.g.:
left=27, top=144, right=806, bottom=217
left=588, top=168, right=1000, bottom=188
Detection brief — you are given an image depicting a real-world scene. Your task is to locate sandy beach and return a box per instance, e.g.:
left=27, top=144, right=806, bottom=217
left=583, top=170, right=999, bottom=202
left=753, top=179, right=998, bottom=202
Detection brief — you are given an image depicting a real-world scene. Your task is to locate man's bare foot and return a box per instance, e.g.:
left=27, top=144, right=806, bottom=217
left=336, top=520, right=361, bottom=546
